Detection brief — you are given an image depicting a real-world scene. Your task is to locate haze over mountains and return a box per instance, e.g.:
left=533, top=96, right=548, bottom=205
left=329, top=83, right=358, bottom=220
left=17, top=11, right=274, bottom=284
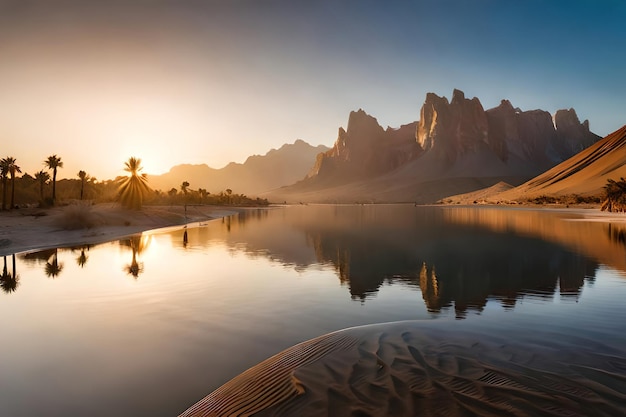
left=150, top=140, right=329, bottom=195
left=265, top=89, right=600, bottom=203
left=151, top=88, right=615, bottom=203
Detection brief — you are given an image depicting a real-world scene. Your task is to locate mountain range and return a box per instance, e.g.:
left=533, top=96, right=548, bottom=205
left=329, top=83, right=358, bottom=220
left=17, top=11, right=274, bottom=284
left=151, top=88, right=621, bottom=204
left=150, top=139, right=329, bottom=195
left=264, top=89, right=601, bottom=203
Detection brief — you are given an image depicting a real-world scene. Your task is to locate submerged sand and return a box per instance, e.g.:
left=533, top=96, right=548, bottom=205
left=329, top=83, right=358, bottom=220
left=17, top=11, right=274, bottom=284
left=0, top=203, right=237, bottom=256
left=179, top=320, right=626, bottom=417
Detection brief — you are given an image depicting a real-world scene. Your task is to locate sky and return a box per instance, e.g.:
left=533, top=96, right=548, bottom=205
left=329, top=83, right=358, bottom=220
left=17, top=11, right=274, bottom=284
left=1, top=0, right=625, bottom=181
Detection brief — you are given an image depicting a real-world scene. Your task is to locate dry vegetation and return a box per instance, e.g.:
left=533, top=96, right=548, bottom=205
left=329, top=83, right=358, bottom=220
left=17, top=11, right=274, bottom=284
left=51, top=203, right=107, bottom=230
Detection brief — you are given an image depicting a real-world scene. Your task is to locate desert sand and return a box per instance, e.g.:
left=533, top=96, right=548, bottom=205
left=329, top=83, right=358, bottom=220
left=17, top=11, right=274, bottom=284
left=0, top=203, right=237, bottom=256
left=179, top=320, right=626, bottom=417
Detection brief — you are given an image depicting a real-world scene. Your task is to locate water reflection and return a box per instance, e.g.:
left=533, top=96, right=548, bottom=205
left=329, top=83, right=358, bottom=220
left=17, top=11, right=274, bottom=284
left=44, top=248, right=64, bottom=278
left=443, top=207, right=626, bottom=272
left=608, top=222, right=626, bottom=246
left=302, top=210, right=597, bottom=315
left=159, top=206, right=613, bottom=316
left=72, top=245, right=91, bottom=268
left=21, top=247, right=66, bottom=279
left=2, top=205, right=625, bottom=417
left=0, top=254, right=19, bottom=293
left=119, top=235, right=151, bottom=278
left=4, top=206, right=624, bottom=317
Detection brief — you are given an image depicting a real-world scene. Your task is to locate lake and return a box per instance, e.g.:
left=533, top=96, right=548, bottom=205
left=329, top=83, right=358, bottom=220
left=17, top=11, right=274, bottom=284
left=1, top=205, right=625, bottom=416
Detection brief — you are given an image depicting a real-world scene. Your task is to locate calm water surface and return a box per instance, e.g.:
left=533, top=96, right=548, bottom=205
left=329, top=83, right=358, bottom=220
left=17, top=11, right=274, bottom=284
left=0, top=205, right=625, bottom=416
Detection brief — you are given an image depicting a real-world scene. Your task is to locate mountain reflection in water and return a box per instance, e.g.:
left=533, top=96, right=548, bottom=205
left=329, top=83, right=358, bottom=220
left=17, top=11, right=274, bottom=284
left=3, top=205, right=626, bottom=417
left=160, top=205, right=613, bottom=316
left=18, top=205, right=618, bottom=318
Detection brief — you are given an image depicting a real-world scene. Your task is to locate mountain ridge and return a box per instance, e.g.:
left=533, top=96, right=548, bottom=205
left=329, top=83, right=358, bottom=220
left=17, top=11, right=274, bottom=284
left=150, top=139, right=329, bottom=195
left=264, top=89, right=601, bottom=203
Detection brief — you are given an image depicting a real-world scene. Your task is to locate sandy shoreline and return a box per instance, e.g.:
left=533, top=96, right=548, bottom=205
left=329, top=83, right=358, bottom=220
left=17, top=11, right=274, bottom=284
left=0, top=203, right=239, bottom=257
left=1, top=202, right=624, bottom=258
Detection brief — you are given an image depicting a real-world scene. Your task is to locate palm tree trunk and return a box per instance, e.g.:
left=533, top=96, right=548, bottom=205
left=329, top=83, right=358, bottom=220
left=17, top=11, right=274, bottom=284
left=10, top=173, right=15, bottom=210
left=80, top=180, right=84, bottom=200
left=1, top=177, right=7, bottom=210
left=39, top=181, right=44, bottom=202
left=52, top=168, right=57, bottom=204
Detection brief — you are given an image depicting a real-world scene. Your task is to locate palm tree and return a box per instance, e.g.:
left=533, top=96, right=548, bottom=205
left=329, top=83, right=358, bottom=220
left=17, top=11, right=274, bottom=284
left=118, top=157, right=151, bottom=210
left=5, top=157, right=22, bottom=210
left=198, top=188, right=208, bottom=204
left=77, top=170, right=89, bottom=200
left=44, top=155, right=63, bottom=204
left=181, top=181, right=190, bottom=195
left=0, top=159, right=9, bottom=210
left=601, top=177, right=626, bottom=212
left=34, top=170, right=50, bottom=202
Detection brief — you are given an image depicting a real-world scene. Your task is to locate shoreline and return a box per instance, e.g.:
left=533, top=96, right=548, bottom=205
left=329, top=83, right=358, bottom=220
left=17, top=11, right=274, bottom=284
left=0, top=203, right=240, bottom=257
left=1, top=202, right=624, bottom=257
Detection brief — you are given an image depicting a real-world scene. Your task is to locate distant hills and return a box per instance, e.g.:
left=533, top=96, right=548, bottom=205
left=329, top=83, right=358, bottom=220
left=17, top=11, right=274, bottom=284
left=264, top=89, right=601, bottom=203
left=149, top=140, right=329, bottom=195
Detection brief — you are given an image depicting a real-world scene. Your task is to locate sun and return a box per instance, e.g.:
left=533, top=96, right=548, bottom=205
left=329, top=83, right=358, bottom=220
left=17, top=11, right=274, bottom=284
left=115, top=142, right=172, bottom=178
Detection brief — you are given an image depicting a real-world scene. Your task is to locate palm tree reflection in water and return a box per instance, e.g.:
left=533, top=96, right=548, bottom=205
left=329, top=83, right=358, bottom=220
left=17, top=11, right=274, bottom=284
left=45, top=249, right=64, bottom=278
left=120, top=235, right=151, bottom=279
left=73, top=245, right=91, bottom=268
left=0, top=254, right=19, bottom=293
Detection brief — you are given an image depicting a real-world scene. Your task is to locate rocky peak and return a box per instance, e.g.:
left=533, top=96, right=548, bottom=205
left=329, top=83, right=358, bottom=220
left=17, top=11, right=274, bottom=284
left=328, top=109, right=385, bottom=161
left=308, top=109, right=421, bottom=181
left=417, top=89, right=488, bottom=162
left=498, top=99, right=515, bottom=112
left=304, top=89, right=600, bottom=188
left=417, top=92, right=451, bottom=152
left=553, top=108, right=600, bottom=156
left=485, top=100, right=519, bottom=161
left=346, top=109, right=384, bottom=136
left=554, top=108, right=581, bottom=130
left=451, top=88, right=465, bottom=104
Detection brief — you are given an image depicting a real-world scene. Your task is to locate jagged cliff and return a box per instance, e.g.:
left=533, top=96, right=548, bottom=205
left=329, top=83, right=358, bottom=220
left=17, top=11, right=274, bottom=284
left=306, top=110, right=421, bottom=183
left=418, top=89, right=490, bottom=162
left=267, top=89, right=601, bottom=203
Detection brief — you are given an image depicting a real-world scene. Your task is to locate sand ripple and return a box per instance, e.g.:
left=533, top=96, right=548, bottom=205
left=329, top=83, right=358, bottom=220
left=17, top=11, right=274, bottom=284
left=178, top=321, right=626, bottom=417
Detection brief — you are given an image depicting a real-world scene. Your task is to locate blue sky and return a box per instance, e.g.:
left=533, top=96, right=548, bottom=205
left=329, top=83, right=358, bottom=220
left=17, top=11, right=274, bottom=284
left=0, top=0, right=624, bottom=179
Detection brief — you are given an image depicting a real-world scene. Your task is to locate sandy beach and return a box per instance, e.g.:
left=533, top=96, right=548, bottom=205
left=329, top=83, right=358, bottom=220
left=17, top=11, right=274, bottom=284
left=0, top=203, right=238, bottom=256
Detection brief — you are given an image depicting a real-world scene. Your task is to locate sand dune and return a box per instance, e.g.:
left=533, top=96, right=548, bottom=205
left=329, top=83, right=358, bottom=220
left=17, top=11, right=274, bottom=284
left=438, top=181, right=514, bottom=205
left=496, top=125, right=626, bottom=201
left=178, top=321, right=626, bottom=416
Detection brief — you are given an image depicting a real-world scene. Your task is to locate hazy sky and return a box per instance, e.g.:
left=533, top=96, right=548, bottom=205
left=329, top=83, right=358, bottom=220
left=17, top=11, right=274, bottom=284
left=1, top=0, right=625, bottom=180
